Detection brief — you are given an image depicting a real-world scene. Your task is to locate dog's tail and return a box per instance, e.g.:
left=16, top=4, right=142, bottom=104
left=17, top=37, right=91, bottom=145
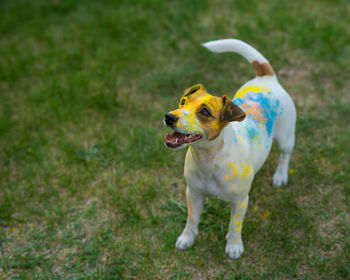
left=202, top=39, right=275, bottom=77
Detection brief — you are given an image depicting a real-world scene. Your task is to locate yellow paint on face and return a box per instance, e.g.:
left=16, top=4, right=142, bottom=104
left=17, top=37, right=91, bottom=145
left=170, top=89, right=227, bottom=140
left=240, top=202, right=246, bottom=209
left=184, top=112, right=199, bottom=132
left=211, top=121, right=220, bottom=130
left=171, top=108, right=201, bottom=133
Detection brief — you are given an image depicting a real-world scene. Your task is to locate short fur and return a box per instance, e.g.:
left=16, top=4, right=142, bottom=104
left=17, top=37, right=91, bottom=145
left=164, top=39, right=296, bottom=259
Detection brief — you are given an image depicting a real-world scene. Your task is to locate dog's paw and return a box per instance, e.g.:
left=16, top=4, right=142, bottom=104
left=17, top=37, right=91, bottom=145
left=272, top=171, right=288, bottom=187
left=225, top=242, right=244, bottom=259
left=175, top=231, right=195, bottom=250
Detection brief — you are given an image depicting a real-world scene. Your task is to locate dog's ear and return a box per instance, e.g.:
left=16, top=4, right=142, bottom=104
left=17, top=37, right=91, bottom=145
left=183, top=84, right=205, bottom=97
left=220, top=95, right=246, bottom=122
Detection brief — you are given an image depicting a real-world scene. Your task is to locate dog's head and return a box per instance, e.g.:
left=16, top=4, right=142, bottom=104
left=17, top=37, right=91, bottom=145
left=164, top=84, right=246, bottom=149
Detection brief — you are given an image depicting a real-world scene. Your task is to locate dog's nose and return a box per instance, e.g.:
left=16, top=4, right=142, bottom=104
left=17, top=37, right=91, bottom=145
left=164, top=113, right=178, bottom=126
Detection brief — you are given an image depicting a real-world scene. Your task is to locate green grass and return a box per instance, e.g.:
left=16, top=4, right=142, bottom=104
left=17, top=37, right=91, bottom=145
left=1, top=0, right=350, bottom=279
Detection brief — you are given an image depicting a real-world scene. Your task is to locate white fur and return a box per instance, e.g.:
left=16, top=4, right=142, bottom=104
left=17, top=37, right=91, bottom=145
left=174, top=39, right=296, bottom=259
left=202, top=39, right=269, bottom=64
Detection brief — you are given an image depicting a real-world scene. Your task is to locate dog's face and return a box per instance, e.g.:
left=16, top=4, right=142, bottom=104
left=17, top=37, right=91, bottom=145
left=164, top=84, right=246, bottom=149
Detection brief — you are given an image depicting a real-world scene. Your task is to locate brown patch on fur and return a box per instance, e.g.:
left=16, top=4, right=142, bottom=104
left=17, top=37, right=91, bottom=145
left=196, top=95, right=246, bottom=140
left=252, top=60, right=275, bottom=76
left=195, top=96, right=225, bottom=140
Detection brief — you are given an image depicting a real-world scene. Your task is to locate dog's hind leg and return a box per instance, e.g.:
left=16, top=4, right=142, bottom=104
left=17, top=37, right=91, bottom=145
left=272, top=97, right=296, bottom=187
left=175, top=187, right=204, bottom=250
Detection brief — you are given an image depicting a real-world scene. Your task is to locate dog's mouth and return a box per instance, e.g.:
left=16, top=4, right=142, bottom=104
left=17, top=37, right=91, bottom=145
left=165, top=131, right=202, bottom=148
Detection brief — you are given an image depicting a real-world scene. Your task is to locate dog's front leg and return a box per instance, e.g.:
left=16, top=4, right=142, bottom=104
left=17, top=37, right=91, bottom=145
left=225, top=195, right=249, bottom=259
left=176, top=186, right=204, bottom=250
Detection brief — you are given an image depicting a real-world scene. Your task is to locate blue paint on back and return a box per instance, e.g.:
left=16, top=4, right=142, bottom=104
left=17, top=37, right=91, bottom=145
left=233, top=91, right=281, bottom=139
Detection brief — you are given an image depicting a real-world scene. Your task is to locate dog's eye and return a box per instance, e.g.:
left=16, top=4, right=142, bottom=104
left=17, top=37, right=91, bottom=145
left=181, top=99, right=185, bottom=105
left=200, top=108, right=210, bottom=117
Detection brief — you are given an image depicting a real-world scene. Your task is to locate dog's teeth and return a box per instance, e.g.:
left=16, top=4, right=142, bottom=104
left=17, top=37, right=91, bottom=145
left=175, top=138, right=178, bottom=144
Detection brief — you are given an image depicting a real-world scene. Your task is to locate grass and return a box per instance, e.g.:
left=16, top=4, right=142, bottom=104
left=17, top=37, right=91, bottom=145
left=0, top=0, right=350, bottom=279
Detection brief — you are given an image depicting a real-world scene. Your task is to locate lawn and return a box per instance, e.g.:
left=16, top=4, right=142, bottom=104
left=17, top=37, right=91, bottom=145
left=0, top=0, right=350, bottom=279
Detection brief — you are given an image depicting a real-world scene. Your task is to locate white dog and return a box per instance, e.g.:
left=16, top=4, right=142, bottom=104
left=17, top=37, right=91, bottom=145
left=164, top=39, right=296, bottom=259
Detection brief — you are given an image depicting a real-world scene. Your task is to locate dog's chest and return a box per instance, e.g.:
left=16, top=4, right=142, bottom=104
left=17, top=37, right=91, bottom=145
left=186, top=168, right=231, bottom=201
left=184, top=151, right=248, bottom=201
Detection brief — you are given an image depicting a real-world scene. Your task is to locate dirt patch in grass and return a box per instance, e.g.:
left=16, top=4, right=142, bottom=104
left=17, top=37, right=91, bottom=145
left=278, top=56, right=323, bottom=110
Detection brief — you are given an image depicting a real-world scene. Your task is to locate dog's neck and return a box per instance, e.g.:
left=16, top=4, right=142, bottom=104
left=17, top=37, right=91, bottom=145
left=190, top=125, right=231, bottom=162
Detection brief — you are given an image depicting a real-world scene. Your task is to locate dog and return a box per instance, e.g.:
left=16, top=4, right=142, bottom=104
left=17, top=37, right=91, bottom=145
left=164, top=39, right=296, bottom=259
